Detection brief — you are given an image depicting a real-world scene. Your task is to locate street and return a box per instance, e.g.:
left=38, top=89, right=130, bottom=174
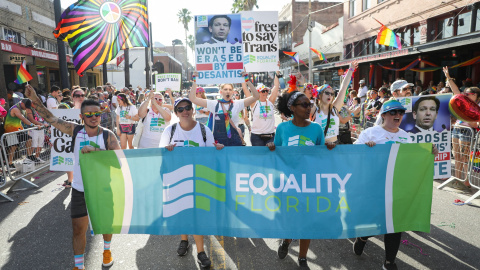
left=0, top=164, right=479, bottom=269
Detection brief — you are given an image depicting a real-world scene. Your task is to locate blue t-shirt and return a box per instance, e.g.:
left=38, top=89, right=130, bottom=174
left=274, top=121, right=325, bottom=146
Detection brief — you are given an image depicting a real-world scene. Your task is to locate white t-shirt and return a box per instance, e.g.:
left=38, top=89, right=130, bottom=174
left=195, top=105, right=209, bottom=119
left=358, top=86, right=368, bottom=98
left=314, top=107, right=340, bottom=140
left=73, top=128, right=106, bottom=192
left=251, top=100, right=275, bottom=134
left=46, top=96, right=58, bottom=110
left=141, top=107, right=170, bottom=140
left=111, top=95, right=118, bottom=107
left=354, top=125, right=412, bottom=145
left=159, top=122, right=215, bottom=147
left=206, top=99, right=245, bottom=131
left=115, top=105, right=138, bottom=125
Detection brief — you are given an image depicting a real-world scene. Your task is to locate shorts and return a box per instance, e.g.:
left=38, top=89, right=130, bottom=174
left=29, top=129, right=44, bottom=148
left=71, top=188, right=88, bottom=218
left=452, top=126, right=474, bottom=141
left=119, top=124, right=136, bottom=135
left=5, top=133, right=19, bottom=147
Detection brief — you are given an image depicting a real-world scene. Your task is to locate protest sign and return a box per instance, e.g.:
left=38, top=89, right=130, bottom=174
left=195, top=14, right=244, bottom=84
left=81, top=144, right=433, bottom=239
left=397, top=94, right=452, bottom=178
left=49, top=109, right=81, bottom=171
left=155, top=73, right=181, bottom=92
left=241, top=11, right=279, bottom=72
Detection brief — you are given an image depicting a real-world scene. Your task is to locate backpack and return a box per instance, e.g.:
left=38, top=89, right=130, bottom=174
left=169, top=123, right=207, bottom=145
left=72, top=125, right=110, bottom=152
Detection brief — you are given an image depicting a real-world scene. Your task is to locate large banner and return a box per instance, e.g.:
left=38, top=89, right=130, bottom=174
left=195, top=14, right=244, bottom=84
left=397, top=94, right=452, bottom=178
left=155, top=73, right=181, bottom=92
left=80, top=144, right=434, bottom=239
left=240, top=11, right=279, bottom=72
left=50, top=109, right=81, bottom=171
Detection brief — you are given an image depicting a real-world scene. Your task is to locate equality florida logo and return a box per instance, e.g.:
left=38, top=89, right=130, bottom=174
left=162, top=165, right=226, bottom=218
left=52, top=156, right=73, bottom=166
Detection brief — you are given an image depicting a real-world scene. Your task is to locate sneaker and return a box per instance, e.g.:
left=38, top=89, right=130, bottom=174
left=277, top=239, right=290, bottom=259
left=298, top=257, right=310, bottom=269
left=26, top=155, right=36, bottom=162
left=383, top=261, right=398, bottom=270
left=197, top=251, right=211, bottom=268
left=177, top=240, right=189, bottom=256
left=353, top=237, right=367, bottom=256
left=36, top=157, right=46, bottom=163
left=102, top=250, right=113, bottom=267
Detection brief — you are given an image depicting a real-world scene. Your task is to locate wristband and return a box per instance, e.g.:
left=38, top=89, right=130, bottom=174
left=244, top=75, right=249, bottom=82
left=351, top=112, right=354, bottom=117
left=192, top=75, right=196, bottom=83
left=348, top=68, right=355, bottom=72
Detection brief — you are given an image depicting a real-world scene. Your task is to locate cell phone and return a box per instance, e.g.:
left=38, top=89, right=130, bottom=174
left=279, top=77, right=286, bottom=89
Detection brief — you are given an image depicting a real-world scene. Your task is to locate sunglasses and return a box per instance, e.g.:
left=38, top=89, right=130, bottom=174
left=323, top=92, right=334, bottom=96
left=294, top=102, right=313, bottom=108
left=73, top=94, right=85, bottom=98
left=387, top=110, right=405, bottom=116
left=154, top=98, right=163, bottom=101
left=260, top=90, right=269, bottom=93
left=83, top=111, right=102, bottom=118
left=176, top=105, right=193, bottom=113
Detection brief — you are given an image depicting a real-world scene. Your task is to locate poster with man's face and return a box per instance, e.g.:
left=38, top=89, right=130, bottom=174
left=195, top=14, right=244, bottom=84
left=397, top=94, right=452, bottom=179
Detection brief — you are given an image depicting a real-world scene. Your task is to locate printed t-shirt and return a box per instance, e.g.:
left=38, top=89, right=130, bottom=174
left=274, top=121, right=325, bottom=146
left=115, top=105, right=138, bottom=125
left=354, top=125, right=412, bottom=145
left=159, top=122, right=215, bottom=147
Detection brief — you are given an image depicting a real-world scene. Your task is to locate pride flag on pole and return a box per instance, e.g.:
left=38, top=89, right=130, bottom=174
left=375, top=19, right=402, bottom=49
left=310, top=47, right=327, bottom=63
left=283, top=51, right=299, bottom=63
left=14, top=60, right=33, bottom=84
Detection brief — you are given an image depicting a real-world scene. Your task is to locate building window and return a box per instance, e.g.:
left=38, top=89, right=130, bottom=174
left=363, top=0, right=371, bottom=11
left=34, top=36, right=45, bottom=49
left=437, top=18, right=454, bottom=39
left=46, top=40, right=57, bottom=52
left=345, top=44, right=353, bottom=59
left=375, top=42, right=384, bottom=53
left=350, top=0, right=356, bottom=17
left=412, top=26, right=421, bottom=45
left=369, top=37, right=376, bottom=54
left=378, top=0, right=387, bottom=3
left=476, top=8, right=480, bottom=31
left=457, top=12, right=472, bottom=35
left=2, top=28, right=24, bottom=45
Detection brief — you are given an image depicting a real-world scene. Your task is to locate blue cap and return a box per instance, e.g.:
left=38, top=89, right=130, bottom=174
left=380, top=99, right=406, bottom=114
left=174, top=97, right=192, bottom=108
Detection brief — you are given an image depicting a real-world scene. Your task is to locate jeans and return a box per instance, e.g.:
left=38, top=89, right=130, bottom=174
left=250, top=133, right=275, bottom=146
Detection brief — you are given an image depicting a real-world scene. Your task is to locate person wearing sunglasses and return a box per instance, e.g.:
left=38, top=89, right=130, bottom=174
left=243, top=73, right=280, bottom=146
left=115, top=93, right=139, bottom=149
left=193, top=87, right=210, bottom=125
left=266, top=90, right=330, bottom=269
left=136, top=91, right=172, bottom=149
left=353, top=99, right=438, bottom=270
left=189, top=71, right=259, bottom=146
left=24, top=84, right=121, bottom=270
left=160, top=97, right=223, bottom=269
left=312, top=61, right=358, bottom=146
left=71, top=88, right=86, bottom=110
left=443, top=66, right=480, bottom=189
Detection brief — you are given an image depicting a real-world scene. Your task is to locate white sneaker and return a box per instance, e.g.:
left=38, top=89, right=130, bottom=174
left=37, top=157, right=46, bottom=163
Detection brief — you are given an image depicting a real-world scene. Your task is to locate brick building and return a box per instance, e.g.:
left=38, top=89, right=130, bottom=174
left=0, top=0, right=103, bottom=101
left=316, top=0, right=480, bottom=91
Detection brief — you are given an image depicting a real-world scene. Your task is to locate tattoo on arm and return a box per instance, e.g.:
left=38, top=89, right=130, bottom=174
left=108, top=130, right=121, bottom=150
left=33, top=99, right=76, bottom=136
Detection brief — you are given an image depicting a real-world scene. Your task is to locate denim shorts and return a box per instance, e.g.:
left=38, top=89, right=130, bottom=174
left=452, top=127, right=474, bottom=141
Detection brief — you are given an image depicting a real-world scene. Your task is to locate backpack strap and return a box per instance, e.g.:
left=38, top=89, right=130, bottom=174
left=199, top=123, right=207, bottom=143
left=251, top=101, right=258, bottom=121
left=169, top=123, right=177, bottom=144
left=71, top=125, right=85, bottom=153
left=103, top=130, right=110, bottom=150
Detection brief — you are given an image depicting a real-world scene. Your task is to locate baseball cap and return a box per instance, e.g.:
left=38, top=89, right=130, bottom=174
left=359, top=79, right=365, bottom=84
left=174, top=97, right=192, bottom=108
left=379, top=100, right=406, bottom=114
left=390, top=80, right=414, bottom=92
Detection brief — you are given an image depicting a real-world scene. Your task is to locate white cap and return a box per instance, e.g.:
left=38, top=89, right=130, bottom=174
left=390, top=80, right=414, bottom=92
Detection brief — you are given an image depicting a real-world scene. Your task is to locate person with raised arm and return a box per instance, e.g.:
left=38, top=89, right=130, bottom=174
left=136, top=91, right=172, bottom=149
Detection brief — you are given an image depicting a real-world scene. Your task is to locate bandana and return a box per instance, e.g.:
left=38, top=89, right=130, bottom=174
left=287, top=92, right=304, bottom=111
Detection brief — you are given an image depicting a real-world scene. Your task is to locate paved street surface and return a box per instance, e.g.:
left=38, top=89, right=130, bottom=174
left=0, top=163, right=479, bottom=269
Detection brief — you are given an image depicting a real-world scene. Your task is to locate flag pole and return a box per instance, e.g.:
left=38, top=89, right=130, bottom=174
left=53, top=0, right=70, bottom=89
left=144, top=0, right=151, bottom=89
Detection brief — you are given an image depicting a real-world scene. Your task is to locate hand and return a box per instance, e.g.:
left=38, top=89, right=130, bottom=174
left=241, top=69, right=248, bottom=77
left=365, top=141, right=376, bottom=147
left=349, top=60, right=359, bottom=70
left=148, top=91, right=155, bottom=100
left=432, top=144, right=439, bottom=156
left=125, top=114, right=131, bottom=119
left=442, top=66, right=450, bottom=79
left=266, top=142, right=275, bottom=151
left=81, top=145, right=96, bottom=154
left=325, top=141, right=336, bottom=150
left=166, top=89, right=173, bottom=96
left=166, top=143, right=176, bottom=151
left=24, top=85, right=38, bottom=101
left=192, top=71, right=198, bottom=77
left=213, top=142, right=224, bottom=150
left=116, top=128, right=121, bottom=137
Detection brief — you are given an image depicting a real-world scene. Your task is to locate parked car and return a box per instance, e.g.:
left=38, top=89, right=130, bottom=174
left=203, top=86, right=220, bottom=94
left=205, top=93, right=221, bottom=100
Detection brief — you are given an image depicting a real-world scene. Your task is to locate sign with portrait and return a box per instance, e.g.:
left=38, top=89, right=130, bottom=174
left=195, top=14, right=244, bottom=84
left=49, top=109, right=81, bottom=171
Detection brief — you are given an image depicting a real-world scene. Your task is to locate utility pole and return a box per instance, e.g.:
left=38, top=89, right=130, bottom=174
left=308, top=0, right=313, bottom=83
left=124, top=48, right=130, bottom=87
left=144, top=0, right=151, bottom=89
left=53, top=0, right=70, bottom=89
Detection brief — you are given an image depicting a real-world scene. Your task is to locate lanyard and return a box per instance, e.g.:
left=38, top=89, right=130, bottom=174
left=82, top=127, right=100, bottom=149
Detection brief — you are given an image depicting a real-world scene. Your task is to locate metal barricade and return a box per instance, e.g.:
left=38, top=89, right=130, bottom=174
left=464, top=131, right=480, bottom=203
left=0, top=127, right=52, bottom=195
left=437, top=125, right=476, bottom=190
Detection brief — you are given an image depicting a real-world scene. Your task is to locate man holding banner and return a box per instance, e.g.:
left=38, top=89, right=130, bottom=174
left=25, top=85, right=121, bottom=270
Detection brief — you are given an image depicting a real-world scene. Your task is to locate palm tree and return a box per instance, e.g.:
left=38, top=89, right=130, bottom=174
left=231, top=0, right=258, bottom=13
left=187, top=35, right=195, bottom=60
left=177, top=8, right=192, bottom=81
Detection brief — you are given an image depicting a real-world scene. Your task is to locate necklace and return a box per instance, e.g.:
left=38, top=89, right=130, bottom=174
left=382, top=126, right=399, bottom=141
left=82, top=127, right=101, bottom=150
left=260, top=100, right=268, bottom=119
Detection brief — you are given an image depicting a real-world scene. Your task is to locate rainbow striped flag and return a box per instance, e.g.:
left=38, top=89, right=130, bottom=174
left=375, top=19, right=401, bottom=49
left=283, top=51, right=299, bottom=63
left=14, top=60, right=33, bottom=84
left=310, top=47, right=327, bottom=62
left=53, top=0, right=149, bottom=75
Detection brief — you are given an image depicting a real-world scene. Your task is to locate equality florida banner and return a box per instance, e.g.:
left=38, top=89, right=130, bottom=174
left=397, top=94, right=452, bottom=179
left=80, top=144, right=434, bottom=239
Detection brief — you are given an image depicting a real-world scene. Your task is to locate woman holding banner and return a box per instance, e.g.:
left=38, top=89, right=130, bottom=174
left=312, top=61, right=358, bottom=144
left=136, top=91, right=171, bottom=149
left=243, top=72, right=280, bottom=146
left=189, top=71, right=259, bottom=146
left=115, top=93, right=139, bottom=149
left=266, top=90, right=334, bottom=269
left=353, top=99, right=438, bottom=270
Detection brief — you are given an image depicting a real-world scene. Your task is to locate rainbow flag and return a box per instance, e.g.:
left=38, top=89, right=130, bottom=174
left=53, top=0, right=149, bottom=75
left=375, top=19, right=401, bottom=49
left=310, top=47, right=327, bottom=62
left=283, top=51, right=299, bottom=63
left=14, top=60, right=33, bottom=84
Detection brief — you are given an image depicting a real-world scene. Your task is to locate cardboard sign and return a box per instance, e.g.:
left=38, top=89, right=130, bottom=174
left=155, top=73, right=181, bottom=92
left=49, top=109, right=81, bottom=171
